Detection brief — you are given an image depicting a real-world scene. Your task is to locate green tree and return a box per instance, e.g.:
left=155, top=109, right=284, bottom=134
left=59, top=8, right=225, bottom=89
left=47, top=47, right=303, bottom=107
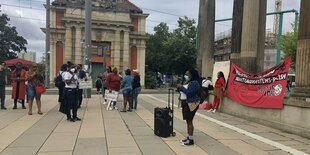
left=166, top=17, right=197, bottom=75
left=146, top=17, right=197, bottom=75
left=280, top=23, right=298, bottom=70
left=0, top=8, right=27, bottom=63
left=145, top=22, right=171, bottom=73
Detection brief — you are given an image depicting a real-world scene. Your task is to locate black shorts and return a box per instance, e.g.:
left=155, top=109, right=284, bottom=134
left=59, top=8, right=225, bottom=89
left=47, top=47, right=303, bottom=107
left=181, top=100, right=198, bottom=120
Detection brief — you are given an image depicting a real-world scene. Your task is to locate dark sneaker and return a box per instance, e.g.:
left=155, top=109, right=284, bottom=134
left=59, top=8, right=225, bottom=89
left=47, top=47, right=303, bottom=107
left=182, top=139, right=194, bottom=146
left=70, top=118, right=75, bottom=122
left=120, top=109, right=127, bottom=112
left=1, top=107, right=7, bottom=110
left=127, top=109, right=132, bottom=112
left=74, top=117, right=81, bottom=121
left=180, top=137, right=189, bottom=143
left=22, top=106, right=26, bottom=109
left=13, top=106, right=17, bottom=109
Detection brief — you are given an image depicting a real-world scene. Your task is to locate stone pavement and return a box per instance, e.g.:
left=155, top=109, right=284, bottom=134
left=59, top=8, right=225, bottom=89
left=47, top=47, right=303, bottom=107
left=0, top=94, right=309, bottom=155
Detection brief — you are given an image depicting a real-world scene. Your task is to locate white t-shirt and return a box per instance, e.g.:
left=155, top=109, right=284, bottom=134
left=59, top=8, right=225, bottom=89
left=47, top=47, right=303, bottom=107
left=202, top=79, right=212, bottom=88
left=63, top=71, right=78, bottom=88
left=180, top=84, right=188, bottom=100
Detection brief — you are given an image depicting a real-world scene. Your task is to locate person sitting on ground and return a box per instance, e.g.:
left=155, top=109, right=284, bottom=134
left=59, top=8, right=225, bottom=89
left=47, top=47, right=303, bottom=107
left=95, top=75, right=103, bottom=94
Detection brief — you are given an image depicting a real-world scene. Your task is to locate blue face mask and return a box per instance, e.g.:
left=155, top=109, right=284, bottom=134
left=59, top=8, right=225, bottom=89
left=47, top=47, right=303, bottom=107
left=184, top=75, right=190, bottom=81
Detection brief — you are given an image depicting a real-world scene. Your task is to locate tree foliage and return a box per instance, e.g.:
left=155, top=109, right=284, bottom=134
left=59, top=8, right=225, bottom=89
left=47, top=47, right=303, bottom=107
left=146, top=17, right=197, bottom=76
left=0, top=8, right=27, bottom=63
left=280, top=23, right=297, bottom=70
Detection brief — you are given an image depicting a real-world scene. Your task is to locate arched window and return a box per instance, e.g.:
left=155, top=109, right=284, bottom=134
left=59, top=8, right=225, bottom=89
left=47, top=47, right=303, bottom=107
left=130, top=46, right=137, bottom=69
left=56, top=41, right=64, bottom=73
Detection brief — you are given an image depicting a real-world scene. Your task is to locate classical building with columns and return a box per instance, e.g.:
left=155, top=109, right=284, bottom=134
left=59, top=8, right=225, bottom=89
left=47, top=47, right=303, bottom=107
left=44, top=0, right=148, bottom=86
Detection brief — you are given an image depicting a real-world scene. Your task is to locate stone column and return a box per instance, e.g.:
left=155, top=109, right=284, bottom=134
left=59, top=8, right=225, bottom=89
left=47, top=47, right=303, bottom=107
left=292, top=0, right=310, bottom=98
left=230, top=0, right=244, bottom=65
left=64, top=27, right=72, bottom=62
left=113, top=30, right=121, bottom=69
left=138, top=41, right=146, bottom=86
left=240, top=0, right=266, bottom=73
left=256, top=0, right=267, bottom=72
left=197, top=0, right=215, bottom=77
left=122, top=30, right=130, bottom=69
left=50, top=40, right=56, bottom=86
left=75, top=26, right=83, bottom=64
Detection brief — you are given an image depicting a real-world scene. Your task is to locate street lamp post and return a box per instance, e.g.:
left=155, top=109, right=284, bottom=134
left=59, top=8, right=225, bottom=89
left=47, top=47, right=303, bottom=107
left=45, top=0, right=50, bottom=88
left=83, top=0, right=92, bottom=98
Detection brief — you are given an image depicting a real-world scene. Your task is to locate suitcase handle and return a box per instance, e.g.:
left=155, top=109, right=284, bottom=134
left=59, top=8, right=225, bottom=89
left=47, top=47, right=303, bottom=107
left=168, top=88, right=174, bottom=110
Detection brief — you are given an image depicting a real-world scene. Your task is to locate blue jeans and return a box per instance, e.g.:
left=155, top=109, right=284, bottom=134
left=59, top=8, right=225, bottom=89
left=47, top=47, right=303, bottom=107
left=132, top=87, right=141, bottom=109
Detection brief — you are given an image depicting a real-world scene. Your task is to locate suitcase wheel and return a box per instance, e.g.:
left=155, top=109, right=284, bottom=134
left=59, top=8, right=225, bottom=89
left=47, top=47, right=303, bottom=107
left=171, top=132, right=176, bottom=137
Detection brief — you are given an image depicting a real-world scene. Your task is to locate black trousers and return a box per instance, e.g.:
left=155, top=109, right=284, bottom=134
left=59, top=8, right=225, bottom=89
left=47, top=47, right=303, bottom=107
left=0, top=85, right=5, bottom=107
left=78, top=89, right=83, bottom=107
left=64, top=88, right=78, bottom=119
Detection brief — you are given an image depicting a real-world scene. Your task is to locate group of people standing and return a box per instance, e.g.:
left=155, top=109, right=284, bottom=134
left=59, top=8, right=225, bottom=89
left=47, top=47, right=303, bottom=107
left=56, top=62, right=86, bottom=122
left=177, top=69, right=226, bottom=146
left=100, top=66, right=141, bottom=112
left=0, top=61, right=45, bottom=115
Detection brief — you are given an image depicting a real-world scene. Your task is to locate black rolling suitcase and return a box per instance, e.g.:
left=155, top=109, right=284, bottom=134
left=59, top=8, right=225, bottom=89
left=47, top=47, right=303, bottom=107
left=154, top=89, right=176, bottom=138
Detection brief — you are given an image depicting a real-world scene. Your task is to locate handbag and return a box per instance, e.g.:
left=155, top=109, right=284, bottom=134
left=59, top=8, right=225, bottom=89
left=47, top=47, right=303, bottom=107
left=35, top=85, right=46, bottom=94
left=188, top=101, right=199, bottom=112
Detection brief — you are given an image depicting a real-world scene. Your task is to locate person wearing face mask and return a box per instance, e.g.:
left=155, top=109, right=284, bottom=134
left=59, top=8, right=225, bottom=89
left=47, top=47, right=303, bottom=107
left=178, top=74, right=190, bottom=109
left=0, top=62, right=7, bottom=109
left=76, top=64, right=86, bottom=108
left=63, top=66, right=81, bottom=122
left=176, top=69, right=201, bottom=146
left=11, top=62, right=27, bottom=109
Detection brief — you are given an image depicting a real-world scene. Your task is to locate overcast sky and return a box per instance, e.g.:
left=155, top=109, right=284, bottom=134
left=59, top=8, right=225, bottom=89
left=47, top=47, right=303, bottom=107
left=0, top=0, right=301, bottom=62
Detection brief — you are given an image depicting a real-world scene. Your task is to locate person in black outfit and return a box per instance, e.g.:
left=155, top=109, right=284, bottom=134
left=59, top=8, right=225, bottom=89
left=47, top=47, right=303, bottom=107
left=131, top=69, right=141, bottom=110
left=77, top=64, right=86, bottom=108
left=0, top=62, right=7, bottom=109
left=57, top=64, right=68, bottom=105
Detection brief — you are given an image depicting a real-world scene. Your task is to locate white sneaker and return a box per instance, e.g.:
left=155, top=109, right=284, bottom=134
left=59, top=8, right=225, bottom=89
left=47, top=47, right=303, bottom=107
left=103, top=101, right=107, bottom=105
left=114, top=106, right=118, bottom=110
left=108, top=107, right=113, bottom=111
left=207, top=109, right=213, bottom=113
left=212, top=109, right=216, bottom=113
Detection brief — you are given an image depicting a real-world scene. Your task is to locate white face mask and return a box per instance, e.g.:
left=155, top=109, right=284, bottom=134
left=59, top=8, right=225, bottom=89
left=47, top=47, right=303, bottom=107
left=184, top=75, right=190, bottom=81
left=70, top=68, right=75, bottom=73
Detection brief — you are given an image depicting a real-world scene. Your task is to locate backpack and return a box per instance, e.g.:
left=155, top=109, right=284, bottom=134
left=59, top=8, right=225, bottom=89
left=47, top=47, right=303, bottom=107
left=55, top=73, right=65, bottom=88
left=208, top=84, right=214, bottom=90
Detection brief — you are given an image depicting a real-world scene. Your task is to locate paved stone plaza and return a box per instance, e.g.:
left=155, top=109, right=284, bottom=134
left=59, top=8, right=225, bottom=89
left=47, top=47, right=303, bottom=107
left=0, top=93, right=309, bottom=155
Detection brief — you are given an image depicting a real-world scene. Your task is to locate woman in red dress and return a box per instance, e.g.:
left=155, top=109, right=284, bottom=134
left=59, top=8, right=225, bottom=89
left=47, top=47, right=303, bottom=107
left=208, top=71, right=226, bottom=113
left=11, top=62, right=27, bottom=109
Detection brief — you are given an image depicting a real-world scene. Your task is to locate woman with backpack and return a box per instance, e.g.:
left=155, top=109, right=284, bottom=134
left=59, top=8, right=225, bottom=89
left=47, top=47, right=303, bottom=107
left=55, top=64, right=68, bottom=106
left=176, top=69, right=200, bottom=146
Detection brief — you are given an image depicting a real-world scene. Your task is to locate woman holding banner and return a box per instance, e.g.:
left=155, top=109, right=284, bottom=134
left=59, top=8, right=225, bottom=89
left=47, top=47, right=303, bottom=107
left=208, top=71, right=226, bottom=113
left=106, top=67, right=121, bottom=110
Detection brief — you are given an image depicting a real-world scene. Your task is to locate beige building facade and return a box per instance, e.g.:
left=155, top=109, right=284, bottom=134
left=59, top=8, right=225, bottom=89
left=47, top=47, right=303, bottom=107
left=45, top=0, right=148, bottom=86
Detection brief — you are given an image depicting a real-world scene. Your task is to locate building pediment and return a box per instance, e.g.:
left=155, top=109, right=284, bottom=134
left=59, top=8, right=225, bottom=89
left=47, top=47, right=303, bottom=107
left=52, top=0, right=142, bottom=13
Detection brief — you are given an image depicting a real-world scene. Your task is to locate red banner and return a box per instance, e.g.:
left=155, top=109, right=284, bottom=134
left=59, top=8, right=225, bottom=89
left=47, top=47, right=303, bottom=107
left=226, top=57, right=291, bottom=109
